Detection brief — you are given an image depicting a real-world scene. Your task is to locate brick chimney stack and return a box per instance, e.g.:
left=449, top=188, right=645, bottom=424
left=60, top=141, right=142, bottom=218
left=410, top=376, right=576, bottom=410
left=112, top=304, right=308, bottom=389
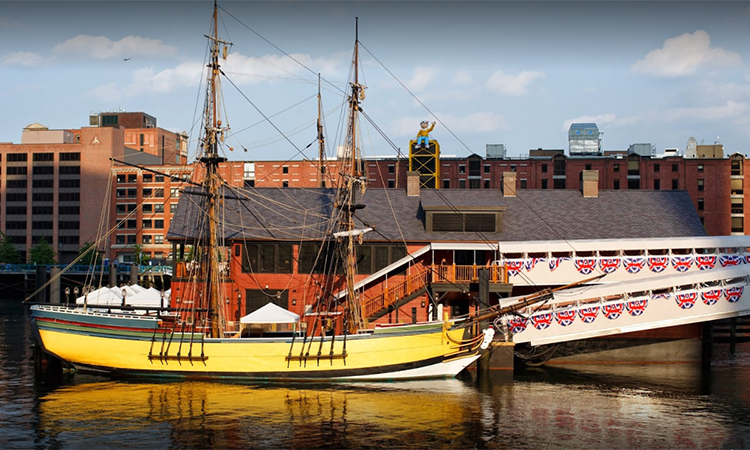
left=406, top=171, right=421, bottom=197
left=502, top=172, right=517, bottom=197
left=582, top=170, right=599, bottom=198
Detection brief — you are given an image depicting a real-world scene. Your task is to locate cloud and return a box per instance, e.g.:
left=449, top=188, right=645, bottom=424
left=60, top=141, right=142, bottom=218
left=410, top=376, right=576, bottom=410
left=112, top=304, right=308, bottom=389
left=86, top=61, right=203, bottom=102
left=451, top=70, right=472, bottom=86
left=664, top=100, right=749, bottom=121
left=485, top=70, right=544, bottom=96
left=2, top=51, right=44, bottom=67
left=222, top=51, right=348, bottom=85
left=391, top=112, right=508, bottom=136
left=403, top=66, right=438, bottom=92
left=562, top=114, right=622, bottom=132
left=53, top=35, right=179, bottom=60
left=632, top=30, right=741, bottom=77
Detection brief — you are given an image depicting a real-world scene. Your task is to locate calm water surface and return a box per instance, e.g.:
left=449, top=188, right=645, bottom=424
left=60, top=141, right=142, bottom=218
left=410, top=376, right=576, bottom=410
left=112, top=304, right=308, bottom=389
left=2, top=297, right=750, bottom=449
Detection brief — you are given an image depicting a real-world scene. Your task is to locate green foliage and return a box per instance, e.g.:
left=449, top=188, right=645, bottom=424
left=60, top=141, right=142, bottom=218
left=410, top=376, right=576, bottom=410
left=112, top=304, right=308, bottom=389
left=133, top=244, right=148, bottom=265
left=28, top=236, right=57, bottom=265
left=0, top=232, right=20, bottom=264
left=77, top=242, right=102, bottom=266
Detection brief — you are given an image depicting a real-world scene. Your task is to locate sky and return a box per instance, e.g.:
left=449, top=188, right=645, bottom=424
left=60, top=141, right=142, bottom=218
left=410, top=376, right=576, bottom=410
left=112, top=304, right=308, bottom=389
left=2, top=1, right=750, bottom=162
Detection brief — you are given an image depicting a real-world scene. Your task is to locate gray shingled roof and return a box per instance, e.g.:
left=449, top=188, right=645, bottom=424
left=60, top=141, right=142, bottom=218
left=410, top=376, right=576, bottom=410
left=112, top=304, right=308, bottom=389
left=167, top=187, right=706, bottom=244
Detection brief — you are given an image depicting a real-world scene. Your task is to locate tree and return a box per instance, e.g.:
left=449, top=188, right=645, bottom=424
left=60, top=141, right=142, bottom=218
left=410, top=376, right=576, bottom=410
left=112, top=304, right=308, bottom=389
left=28, top=236, right=56, bottom=265
left=0, top=232, right=20, bottom=264
left=76, top=242, right=102, bottom=266
left=133, top=244, right=148, bottom=265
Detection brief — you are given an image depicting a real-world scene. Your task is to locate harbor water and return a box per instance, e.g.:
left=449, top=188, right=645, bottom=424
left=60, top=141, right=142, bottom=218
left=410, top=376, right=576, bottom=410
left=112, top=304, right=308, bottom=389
left=2, top=297, right=750, bottom=449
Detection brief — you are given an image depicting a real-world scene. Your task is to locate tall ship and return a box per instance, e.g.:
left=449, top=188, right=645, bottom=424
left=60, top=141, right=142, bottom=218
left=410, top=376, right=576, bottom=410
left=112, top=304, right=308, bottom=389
left=29, top=2, right=495, bottom=381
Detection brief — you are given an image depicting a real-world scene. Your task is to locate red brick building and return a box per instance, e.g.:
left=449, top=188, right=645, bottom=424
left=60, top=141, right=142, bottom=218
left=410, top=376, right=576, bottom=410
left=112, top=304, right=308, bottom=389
left=0, top=112, right=188, bottom=263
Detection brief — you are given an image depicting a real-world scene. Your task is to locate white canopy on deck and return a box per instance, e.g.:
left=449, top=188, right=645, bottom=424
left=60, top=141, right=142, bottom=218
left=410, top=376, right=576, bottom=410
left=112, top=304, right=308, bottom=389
left=240, top=302, right=299, bottom=324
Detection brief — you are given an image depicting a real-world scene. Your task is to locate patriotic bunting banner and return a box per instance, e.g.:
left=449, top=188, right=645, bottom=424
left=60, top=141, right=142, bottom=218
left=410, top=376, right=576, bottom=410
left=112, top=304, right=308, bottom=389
left=675, top=292, right=698, bottom=309
left=724, top=285, right=744, bottom=303
left=549, top=257, right=570, bottom=272
left=651, top=292, right=671, bottom=300
left=671, top=255, right=693, bottom=273
left=508, top=317, right=528, bottom=334
left=602, top=303, right=624, bottom=320
left=648, top=256, right=669, bottom=273
left=574, top=258, right=597, bottom=275
left=623, top=256, right=645, bottom=274
left=720, top=254, right=742, bottom=267
left=695, top=255, right=717, bottom=270
left=626, top=298, right=648, bottom=316
left=701, top=289, right=721, bottom=306
left=525, top=257, right=545, bottom=271
left=506, top=260, right=524, bottom=277
left=599, top=257, right=621, bottom=274
left=554, top=309, right=576, bottom=327
left=578, top=306, right=600, bottom=324
left=529, top=312, right=553, bottom=330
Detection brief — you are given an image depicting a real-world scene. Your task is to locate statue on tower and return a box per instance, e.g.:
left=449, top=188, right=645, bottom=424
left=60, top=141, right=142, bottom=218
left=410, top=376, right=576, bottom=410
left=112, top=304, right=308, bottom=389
left=415, top=121, right=436, bottom=148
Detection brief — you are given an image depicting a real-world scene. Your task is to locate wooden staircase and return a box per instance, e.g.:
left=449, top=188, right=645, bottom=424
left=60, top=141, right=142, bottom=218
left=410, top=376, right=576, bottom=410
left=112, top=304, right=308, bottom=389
left=361, top=264, right=508, bottom=321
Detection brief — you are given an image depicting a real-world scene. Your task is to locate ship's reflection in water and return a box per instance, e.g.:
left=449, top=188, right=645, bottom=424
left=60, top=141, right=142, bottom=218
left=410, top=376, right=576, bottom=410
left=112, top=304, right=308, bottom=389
left=4, top=296, right=750, bottom=449
left=35, top=357, right=750, bottom=449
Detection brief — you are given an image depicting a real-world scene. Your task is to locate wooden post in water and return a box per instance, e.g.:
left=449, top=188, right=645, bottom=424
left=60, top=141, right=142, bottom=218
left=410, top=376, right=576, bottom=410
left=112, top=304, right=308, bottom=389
left=50, top=267, right=60, bottom=304
left=109, top=264, right=117, bottom=288
left=35, top=265, right=47, bottom=303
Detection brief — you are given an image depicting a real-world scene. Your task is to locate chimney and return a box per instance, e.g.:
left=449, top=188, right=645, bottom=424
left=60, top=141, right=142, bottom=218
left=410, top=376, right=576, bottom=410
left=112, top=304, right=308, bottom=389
left=406, top=171, right=421, bottom=197
left=582, top=170, right=599, bottom=198
left=502, top=171, right=516, bottom=197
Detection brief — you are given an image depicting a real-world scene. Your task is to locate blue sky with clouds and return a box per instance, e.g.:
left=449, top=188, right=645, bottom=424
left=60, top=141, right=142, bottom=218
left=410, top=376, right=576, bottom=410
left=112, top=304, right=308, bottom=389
left=2, top=1, right=750, bottom=162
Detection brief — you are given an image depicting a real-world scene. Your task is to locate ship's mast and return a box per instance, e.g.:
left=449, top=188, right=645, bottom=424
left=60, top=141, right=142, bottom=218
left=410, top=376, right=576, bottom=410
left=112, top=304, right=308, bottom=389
left=340, top=18, right=366, bottom=333
left=202, top=1, right=229, bottom=338
left=317, top=74, right=326, bottom=188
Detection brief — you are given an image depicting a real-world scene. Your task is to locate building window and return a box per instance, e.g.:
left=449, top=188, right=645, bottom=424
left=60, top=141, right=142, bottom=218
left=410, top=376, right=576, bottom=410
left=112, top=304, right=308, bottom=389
left=60, top=152, right=81, bottom=161
left=142, top=235, right=152, bottom=244
left=469, top=179, right=480, bottom=189
left=282, top=181, right=289, bottom=188
left=427, top=211, right=502, bottom=233
left=240, top=243, right=293, bottom=273
left=553, top=178, right=566, bottom=189
left=731, top=179, right=743, bottom=195
left=142, top=219, right=153, bottom=229
left=653, top=179, right=660, bottom=190
left=698, top=198, right=704, bottom=211
left=154, top=235, right=164, bottom=244
left=143, top=174, right=153, bottom=183
left=387, top=180, right=395, bottom=188
left=732, top=217, right=744, bottom=233
left=32, top=166, right=54, bottom=175
left=698, top=179, right=704, bottom=191
left=614, top=179, right=620, bottom=190
left=654, top=164, right=660, bottom=173
left=459, top=165, right=466, bottom=174
left=541, top=179, right=548, bottom=189
left=541, top=164, right=548, bottom=173
left=155, top=220, right=164, bottom=228
left=388, top=165, right=395, bottom=174
left=442, top=179, right=450, bottom=189
left=585, top=164, right=592, bottom=170
left=282, top=166, right=289, bottom=174
left=672, top=179, right=679, bottom=190
left=613, top=164, right=619, bottom=173
left=483, top=179, right=490, bottom=189
left=459, top=179, right=466, bottom=189
left=672, top=164, right=678, bottom=172
left=484, top=164, right=490, bottom=174
left=628, top=179, right=640, bottom=190
left=33, top=153, right=54, bottom=162
left=698, top=164, right=704, bottom=173
left=155, top=204, right=165, bottom=213
left=6, top=153, right=27, bottom=162
left=32, top=206, right=54, bottom=215
left=170, top=188, right=180, bottom=198
left=170, top=203, right=178, bottom=213
left=520, top=179, right=527, bottom=189
left=732, top=198, right=743, bottom=214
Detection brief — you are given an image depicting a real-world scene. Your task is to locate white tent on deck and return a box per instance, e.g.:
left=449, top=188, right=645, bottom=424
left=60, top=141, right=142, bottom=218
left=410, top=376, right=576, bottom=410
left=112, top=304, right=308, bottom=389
left=240, top=302, right=299, bottom=324
left=238, top=302, right=300, bottom=338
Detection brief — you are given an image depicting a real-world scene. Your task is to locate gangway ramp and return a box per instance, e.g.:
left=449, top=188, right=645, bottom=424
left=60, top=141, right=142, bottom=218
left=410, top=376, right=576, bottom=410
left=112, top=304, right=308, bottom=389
left=500, top=265, right=750, bottom=347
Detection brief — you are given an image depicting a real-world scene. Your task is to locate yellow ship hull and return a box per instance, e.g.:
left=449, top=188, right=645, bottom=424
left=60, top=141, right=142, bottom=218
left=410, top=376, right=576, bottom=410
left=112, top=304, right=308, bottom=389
left=32, top=306, right=481, bottom=381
